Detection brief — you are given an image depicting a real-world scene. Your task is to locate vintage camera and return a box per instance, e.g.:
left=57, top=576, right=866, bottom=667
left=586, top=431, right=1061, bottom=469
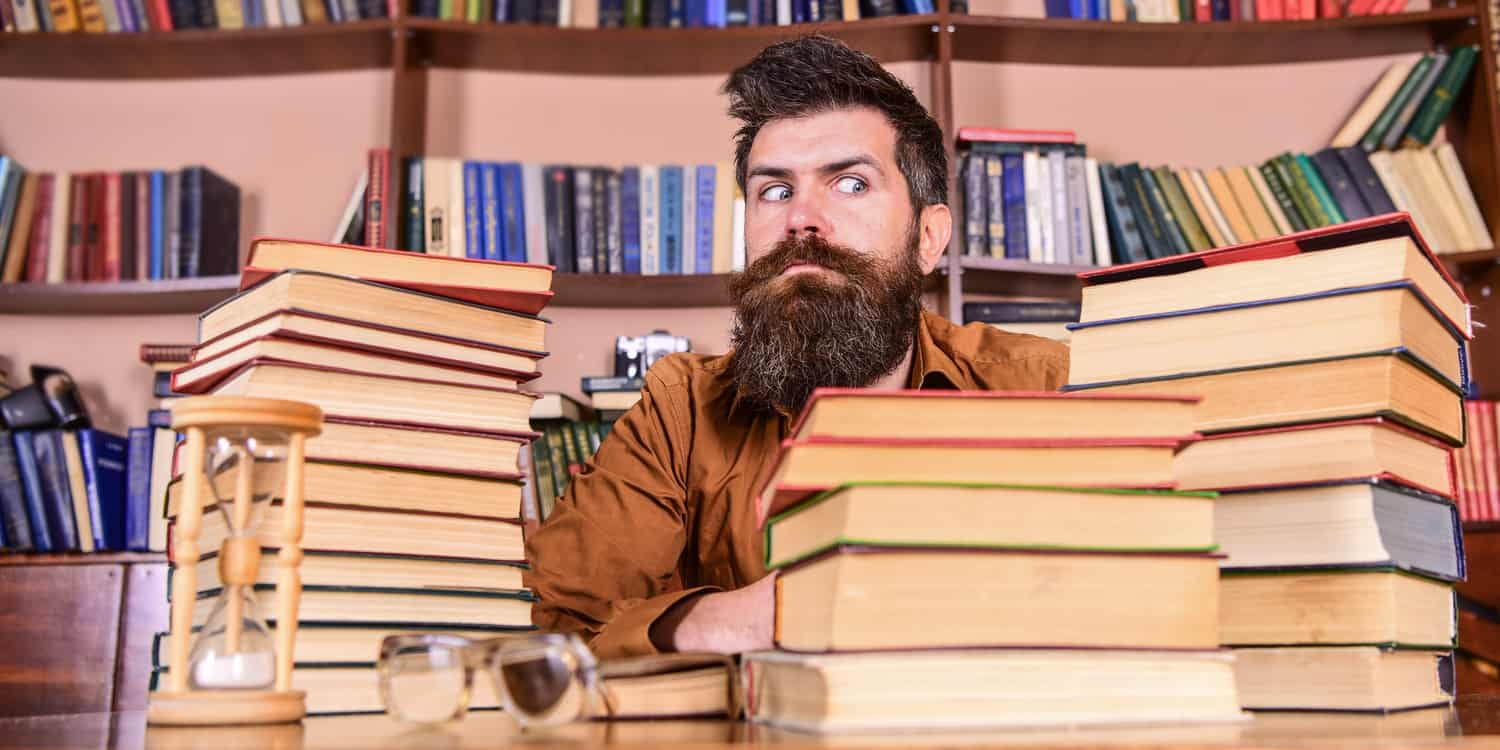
left=615, top=331, right=691, bottom=379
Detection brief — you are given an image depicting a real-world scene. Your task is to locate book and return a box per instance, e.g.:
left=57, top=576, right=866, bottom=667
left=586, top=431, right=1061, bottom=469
left=774, top=546, right=1220, bottom=651
left=31, top=430, right=80, bottom=551
left=185, top=585, right=534, bottom=630
left=0, top=429, right=34, bottom=551
left=1234, top=647, right=1453, bottom=712
left=962, top=300, right=1081, bottom=323
left=167, top=458, right=526, bottom=519
left=154, top=625, right=517, bottom=667
left=1361, top=53, right=1436, bottom=152
left=1173, top=417, right=1455, bottom=496
left=1434, top=143, right=1495, bottom=251
left=291, top=416, right=533, bottom=478
left=1069, top=285, right=1465, bottom=392
left=1071, top=351, right=1464, bottom=445
left=192, top=549, right=526, bottom=594
left=742, top=649, right=1242, bottom=732
left=1336, top=147, right=1399, bottom=217
left=1220, top=568, right=1454, bottom=647
left=530, top=391, right=592, bottom=422
left=208, top=360, right=538, bottom=434
left=1216, top=479, right=1463, bottom=580
left=202, top=270, right=548, bottom=355
left=173, top=336, right=534, bottom=394
left=77, top=428, right=127, bottom=551
left=786, top=389, right=1197, bottom=442
left=10, top=431, right=52, bottom=552
left=240, top=238, right=554, bottom=315
left=124, top=427, right=152, bottom=552
left=1331, top=58, right=1418, bottom=148
left=1404, top=46, right=1480, bottom=147
left=177, top=166, right=240, bottom=278
left=1382, top=50, right=1449, bottom=151
left=192, top=310, right=542, bottom=380
left=763, top=483, right=1215, bottom=570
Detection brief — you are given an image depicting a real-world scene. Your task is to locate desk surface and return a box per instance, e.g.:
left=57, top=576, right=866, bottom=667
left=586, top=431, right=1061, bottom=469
left=13, top=697, right=1500, bottom=750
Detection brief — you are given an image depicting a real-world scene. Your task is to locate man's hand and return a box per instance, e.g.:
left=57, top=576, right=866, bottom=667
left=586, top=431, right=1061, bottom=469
left=649, top=573, right=777, bottom=654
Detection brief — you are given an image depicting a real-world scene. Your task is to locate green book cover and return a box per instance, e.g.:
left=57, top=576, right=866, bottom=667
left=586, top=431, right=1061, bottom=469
left=624, top=0, right=643, bottom=24
left=1404, top=46, right=1480, bottom=147
left=1258, top=162, right=1308, bottom=232
left=1295, top=153, right=1346, bottom=225
left=1275, top=154, right=1330, bottom=227
left=1154, top=167, right=1212, bottom=251
left=466, top=0, right=482, bottom=21
left=531, top=430, right=558, bottom=520
left=1141, top=167, right=1191, bottom=255
left=1360, top=53, right=1435, bottom=153
left=439, top=0, right=453, bottom=18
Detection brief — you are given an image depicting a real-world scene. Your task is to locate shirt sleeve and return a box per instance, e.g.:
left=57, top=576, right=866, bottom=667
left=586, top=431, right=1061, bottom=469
left=523, top=369, right=721, bottom=659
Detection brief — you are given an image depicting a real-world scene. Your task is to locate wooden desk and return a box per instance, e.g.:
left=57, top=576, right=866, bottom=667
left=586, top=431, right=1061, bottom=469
left=10, top=697, right=1500, bottom=750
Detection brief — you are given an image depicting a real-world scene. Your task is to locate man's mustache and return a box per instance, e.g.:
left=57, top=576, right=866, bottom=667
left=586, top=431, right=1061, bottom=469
left=741, top=234, right=876, bottom=284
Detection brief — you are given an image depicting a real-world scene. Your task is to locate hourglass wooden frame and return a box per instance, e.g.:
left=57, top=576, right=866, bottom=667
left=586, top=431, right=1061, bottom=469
left=147, top=396, right=323, bottom=726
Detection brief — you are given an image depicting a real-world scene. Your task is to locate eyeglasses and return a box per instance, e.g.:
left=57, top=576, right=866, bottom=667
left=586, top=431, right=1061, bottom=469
left=378, top=632, right=616, bottom=728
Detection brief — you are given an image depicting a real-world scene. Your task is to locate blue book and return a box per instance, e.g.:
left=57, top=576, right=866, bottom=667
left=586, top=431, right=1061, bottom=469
left=668, top=0, right=685, bottom=24
left=464, top=162, right=485, bottom=260
left=125, top=427, right=153, bottom=552
left=706, top=0, right=726, bottom=25
left=620, top=167, right=642, bottom=274
left=0, top=430, right=34, bottom=551
left=149, top=171, right=165, bottom=280
left=481, top=163, right=504, bottom=262
left=695, top=166, right=716, bottom=274
left=500, top=163, right=527, bottom=263
left=10, top=432, right=50, bottom=552
left=659, top=167, right=684, bottom=275
left=686, top=0, right=705, bottom=25
left=79, top=429, right=128, bottom=552
left=1001, top=153, right=1027, bottom=259
left=791, top=0, right=807, bottom=21
left=31, top=431, right=78, bottom=551
left=1043, top=0, right=1071, bottom=14
left=1068, top=0, right=1087, bottom=17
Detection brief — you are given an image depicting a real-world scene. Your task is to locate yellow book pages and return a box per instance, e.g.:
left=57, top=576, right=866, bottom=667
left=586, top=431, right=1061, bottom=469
left=1435, top=142, right=1495, bottom=250
left=1409, top=147, right=1476, bottom=252
left=46, top=0, right=81, bottom=30
left=1203, top=168, right=1256, bottom=244
left=1225, top=167, right=1279, bottom=240
left=1175, top=168, right=1226, bottom=247
left=215, top=0, right=244, bottom=26
left=75, top=0, right=106, bottom=30
left=1389, top=150, right=1457, bottom=255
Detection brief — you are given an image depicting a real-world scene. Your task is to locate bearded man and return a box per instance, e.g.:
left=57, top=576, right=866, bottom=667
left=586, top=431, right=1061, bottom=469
left=523, top=35, right=1069, bottom=657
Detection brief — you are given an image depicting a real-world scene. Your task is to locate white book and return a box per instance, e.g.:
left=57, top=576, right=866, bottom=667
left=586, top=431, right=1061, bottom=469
left=681, top=167, right=697, bottom=275
left=280, top=0, right=303, bottom=24
left=1034, top=155, right=1055, bottom=264
left=265, top=0, right=284, bottom=26
left=558, top=0, right=573, bottom=25
left=423, top=158, right=451, bottom=257
left=1246, top=165, right=1292, bottom=237
left=731, top=191, right=746, bottom=272
left=639, top=165, right=660, bottom=276
left=1047, top=151, right=1070, bottom=264
left=1189, top=168, right=1238, bottom=246
left=712, top=161, right=735, bottom=274
left=1435, top=142, right=1495, bottom=251
left=332, top=169, right=369, bottom=243
left=1022, top=151, right=1044, bottom=263
left=1390, top=149, right=1457, bottom=255
left=1409, top=147, right=1475, bottom=252
left=1330, top=60, right=1415, bottom=149
left=448, top=159, right=468, bottom=259
left=1376, top=151, right=1447, bottom=255
left=98, top=0, right=121, bottom=32
left=521, top=163, right=548, bottom=265
left=1084, top=158, right=1112, bottom=267
left=1064, top=155, right=1092, bottom=265
left=1367, top=151, right=1414, bottom=214
left=776, top=0, right=790, bottom=23
left=11, top=0, right=38, bottom=31
left=47, top=172, right=70, bottom=283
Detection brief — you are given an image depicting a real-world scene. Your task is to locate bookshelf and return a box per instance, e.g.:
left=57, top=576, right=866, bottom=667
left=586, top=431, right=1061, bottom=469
left=4, top=3, right=1500, bottom=421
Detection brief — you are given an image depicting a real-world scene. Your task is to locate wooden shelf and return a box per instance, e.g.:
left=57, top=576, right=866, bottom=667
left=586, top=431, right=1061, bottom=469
left=0, top=20, right=394, bottom=78
left=550, top=271, right=734, bottom=306
left=945, top=256, right=1087, bottom=299
left=0, top=552, right=165, bottom=565
left=0, top=276, right=240, bottom=315
left=951, top=7, right=1476, bottom=67
left=406, top=15, right=940, bottom=75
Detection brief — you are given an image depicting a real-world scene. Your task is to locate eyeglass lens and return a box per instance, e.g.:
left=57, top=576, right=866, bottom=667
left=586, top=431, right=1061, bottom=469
left=496, top=647, right=576, bottom=717
left=385, top=645, right=469, bottom=724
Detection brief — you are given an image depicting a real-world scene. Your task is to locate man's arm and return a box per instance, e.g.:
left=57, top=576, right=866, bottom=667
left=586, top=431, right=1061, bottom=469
left=523, top=368, right=721, bottom=658
left=649, top=571, right=776, bottom=653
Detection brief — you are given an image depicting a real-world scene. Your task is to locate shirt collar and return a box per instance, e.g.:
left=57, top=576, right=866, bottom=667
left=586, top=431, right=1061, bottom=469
left=907, top=311, right=963, bottom=390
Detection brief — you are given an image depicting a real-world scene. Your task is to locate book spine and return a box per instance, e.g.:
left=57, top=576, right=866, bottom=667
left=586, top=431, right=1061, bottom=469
left=23, top=175, right=51, bottom=284
left=33, top=432, right=78, bottom=552
left=573, top=167, right=595, bottom=273
left=1335, top=147, right=1397, bottom=217
left=179, top=167, right=202, bottom=278
left=10, top=432, right=50, bottom=552
left=0, top=431, right=33, bottom=552
left=463, top=161, right=483, bottom=259
left=660, top=166, right=682, bottom=274
left=521, top=163, right=547, bottom=264
left=1257, top=162, right=1307, bottom=232
left=117, top=172, right=135, bottom=281
left=1119, top=164, right=1169, bottom=259
left=1000, top=153, right=1026, bottom=259
left=46, top=0, right=80, bottom=30
left=1294, top=153, right=1345, bottom=225
left=77, top=431, right=104, bottom=551
left=501, top=164, right=526, bottom=263
left=404, top=157, right=425, bottom=252
left=606, top=170, right=623, bottom=273
left=623, top=0, right=642, bottom=22
left=984, top=155, right=1004, bottom=258
left=65, top=175, right=86, bottom=282
left=481, top=162, right=503, bottom=261
left=695, top=165, right=715, bottom=274
left=102, top=172, right=121, bottom=281
left=1157, top=167, right=1210, bottom=251
left=639, top=166, right=659, bottom=275
left=124, top=427, right=151, bottom=552
left=543, top=166, right=576, bottom=272
left=147, top=171, right=164, bottom=280
left=1065, top=156, right=1093, bottom=265
left=1310, top=148, right=1371, bottom=221
left=962, top=153, right=986, bottom=257
left=1097, top=164, right=1143, bottom=264
left=1273, top=155, right=1327, bottom=227
left=1141, top=167, right=1189, bottom=255
left=1405, top=46, right=1479, bottom=148
left=621, top=166, right=642, bottom=274
left=1382, top=51, right=1449, bottom=151
left=1361, top=54, right=1433, bottom=152
left=365, top=149, right=389, bottom=249
left=724, top=0, right=743, bottom=22
left=591, top=167, right=609, bottom=273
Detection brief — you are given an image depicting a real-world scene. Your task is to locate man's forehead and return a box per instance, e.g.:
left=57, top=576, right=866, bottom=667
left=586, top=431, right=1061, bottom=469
left=747, top=107, right=898, bottom=173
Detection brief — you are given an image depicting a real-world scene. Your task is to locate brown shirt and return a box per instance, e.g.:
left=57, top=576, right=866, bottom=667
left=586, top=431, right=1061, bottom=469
left=523, top=311, right=1070, bottom=658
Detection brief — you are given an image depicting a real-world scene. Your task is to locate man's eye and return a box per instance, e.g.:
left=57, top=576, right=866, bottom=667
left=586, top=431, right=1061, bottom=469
left=835, top=176, right=867, bottom=194
left=761, top=185, right=792, bottom=202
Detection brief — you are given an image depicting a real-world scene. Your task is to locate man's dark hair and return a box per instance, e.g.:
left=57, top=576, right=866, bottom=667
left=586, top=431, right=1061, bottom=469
left=723, top=34, right=948, bottom=212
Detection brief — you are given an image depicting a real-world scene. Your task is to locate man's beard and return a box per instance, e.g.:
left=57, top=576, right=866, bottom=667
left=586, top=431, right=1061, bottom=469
left=727, top=227, right=925, bottom=416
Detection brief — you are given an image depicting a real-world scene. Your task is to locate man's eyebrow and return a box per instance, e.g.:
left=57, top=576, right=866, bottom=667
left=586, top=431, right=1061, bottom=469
left=746, top=154, right=886, bottom=181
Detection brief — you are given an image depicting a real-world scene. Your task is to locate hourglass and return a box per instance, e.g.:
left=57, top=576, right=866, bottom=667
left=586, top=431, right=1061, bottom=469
left=147, top=396, right=323, bottom=726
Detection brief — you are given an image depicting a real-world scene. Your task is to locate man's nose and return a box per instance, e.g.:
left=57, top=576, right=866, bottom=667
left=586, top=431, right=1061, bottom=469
left=784, top=190, right=829, bottom=238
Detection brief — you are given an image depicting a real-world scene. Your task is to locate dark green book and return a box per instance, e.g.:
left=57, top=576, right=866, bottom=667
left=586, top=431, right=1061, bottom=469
left=1275, top=154, right=1331, bottom=227
left=1258, top=162, right=1308, bottom=232
left=1098, top=163, right=1150, bottom=265
left=1295, top=153, right=1347, bottom=225
left=1382, top=50, right=1449, bottom=151
left=1119, top=163, right=1173, bottom=260
left=1155, top=167, right=1212, bottom=252
left=1360, top=53, right=1435, bottom=153
left=530, top=427, right=558, bottom=520
left=1404, top=45, right=1480, bottom=147
left=1140, top=167, right=1191, bottom=255
left=624, top=0, right=644, bottom=23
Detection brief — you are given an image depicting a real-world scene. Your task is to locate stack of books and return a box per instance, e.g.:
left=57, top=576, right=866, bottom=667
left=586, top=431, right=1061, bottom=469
left=0, top=159, right=241, bottom=285
left=149, top=238, right=555, bottom=715
left=743, top=389, right=1244, bottom=732
left=345, top=150, right=748, bottom=276
left=1066, top=212, right=1467, bottom=712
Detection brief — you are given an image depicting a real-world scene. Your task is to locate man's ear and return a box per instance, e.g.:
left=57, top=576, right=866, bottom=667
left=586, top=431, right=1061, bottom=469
left=915, top=203, right=952, bottom=275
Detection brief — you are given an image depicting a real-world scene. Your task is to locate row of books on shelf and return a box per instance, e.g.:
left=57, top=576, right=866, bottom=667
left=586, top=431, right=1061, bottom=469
left=406, top=0, right=936, bottom=26
left=0, top=0, right=388, bottom=33
left=1042, top=0, right=1409, bottom=22
left=1331, top=48, right=1482, bottom=154
left=344, top=150, right=748, bottom=274
left=961, top=136, right=1493, bottom=265
left=0, top=426, right=148, bottom=552
left=0, top=159, right=241, bottom=285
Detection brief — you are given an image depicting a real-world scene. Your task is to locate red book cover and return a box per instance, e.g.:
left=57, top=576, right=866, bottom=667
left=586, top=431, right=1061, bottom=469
left=1254, top=0, right=1281, bottom=19
left=955, top=127, right=1076, bottom=145
left=238, top=264, right=554, bottom=317
left=1296, top=0, right=1314, bottom=18
left=1458, top=401, right=1477, bottom=520
left=1483, top=402, right=1499, bottom=521
left=24, top=174, right=53, bottom=283
left=1195, top=0, right=1211, bottom=20
left=65, top=174, right=88, bottom=282
left=85, top=173, right=105, bottom=281
left=102, top=173, right=122, bottom=281
left=365, top=148, right=391, bottom=249
left=134, top=173, right=151, bottom=280
left=148, top=0, right=172, bottom=27
left=1343, top=0, right=1378, bottom=15
left=1466, top=401, right=1485, bottom=521
left=1317, top=0, right=1338, bottom=17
